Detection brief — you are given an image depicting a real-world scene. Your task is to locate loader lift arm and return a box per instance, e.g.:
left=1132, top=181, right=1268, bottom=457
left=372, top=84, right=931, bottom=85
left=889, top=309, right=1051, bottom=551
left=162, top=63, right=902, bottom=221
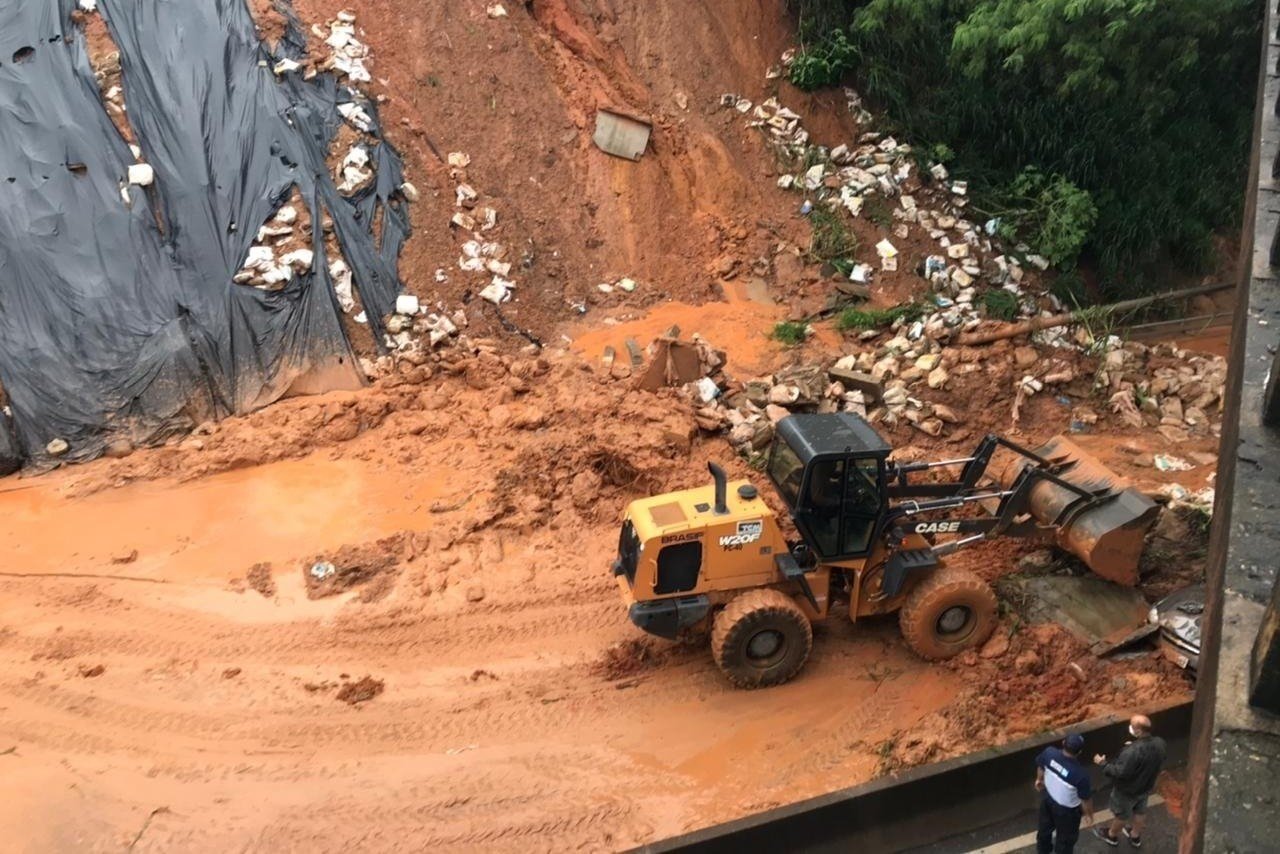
left=875, top=435, right=1131, bottom=598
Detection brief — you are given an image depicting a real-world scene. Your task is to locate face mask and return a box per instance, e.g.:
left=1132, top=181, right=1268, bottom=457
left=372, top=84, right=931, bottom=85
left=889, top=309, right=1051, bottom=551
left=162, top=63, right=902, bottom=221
left=1129, top=725, right=1140, bottom=737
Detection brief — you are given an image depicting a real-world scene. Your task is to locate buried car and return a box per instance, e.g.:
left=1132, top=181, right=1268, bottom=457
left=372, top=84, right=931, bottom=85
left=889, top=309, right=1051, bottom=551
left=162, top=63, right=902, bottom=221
left=1150, top=584, right=1205, bottom=672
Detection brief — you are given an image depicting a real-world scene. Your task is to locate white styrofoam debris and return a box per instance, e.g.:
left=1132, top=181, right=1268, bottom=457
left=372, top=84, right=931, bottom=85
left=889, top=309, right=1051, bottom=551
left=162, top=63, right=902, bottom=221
left=280, top=249, right=314, bottom=272
left=127, top=163, right=154, bottom=186
left=330, top=259, right=355, bottom=312
left=337, top=101, right=373, bottom=131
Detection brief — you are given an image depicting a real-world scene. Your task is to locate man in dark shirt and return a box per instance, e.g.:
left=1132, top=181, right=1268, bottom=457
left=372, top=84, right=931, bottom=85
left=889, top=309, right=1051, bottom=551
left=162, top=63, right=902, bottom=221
left=1035, top=733, right=1094, bottom=853
left=1093, top=714, right=1167, bottom=848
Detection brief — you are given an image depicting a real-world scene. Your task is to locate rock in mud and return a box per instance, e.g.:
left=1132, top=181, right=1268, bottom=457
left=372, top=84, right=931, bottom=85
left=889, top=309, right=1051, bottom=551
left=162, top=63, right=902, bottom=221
left=466, top=585, right=486, bottom=603
left=336, top=676, right=384, bottom=705
left=104, top=439, right=134, bottom=459
left=1017, top=550, right=1055, bottom=572
left=980, top=631, right=1010, bottom=659
left=246, top=562, right=276, bottom=598
left=570, top=469, right=601, bottom=507
left=46, top=438, right=69, bottom=457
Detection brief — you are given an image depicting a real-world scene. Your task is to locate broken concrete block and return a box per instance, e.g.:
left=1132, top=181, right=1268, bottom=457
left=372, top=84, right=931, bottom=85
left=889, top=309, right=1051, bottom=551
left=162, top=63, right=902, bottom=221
left=769, top=385, right=801, bottom=405
left=802, top=163, right=825, bottom=190
left=914, top=353, right=940, bottom=371
left=828, top=367, right=883, bottom=402
left=1013, top=346, right=1039, bottom=369
left=765, top=404, right=791, bottom=423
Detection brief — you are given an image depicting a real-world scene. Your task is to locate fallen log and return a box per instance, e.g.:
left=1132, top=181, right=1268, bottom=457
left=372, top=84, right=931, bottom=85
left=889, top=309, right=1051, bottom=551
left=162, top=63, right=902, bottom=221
left=957, top=283, right=1231, bottom=346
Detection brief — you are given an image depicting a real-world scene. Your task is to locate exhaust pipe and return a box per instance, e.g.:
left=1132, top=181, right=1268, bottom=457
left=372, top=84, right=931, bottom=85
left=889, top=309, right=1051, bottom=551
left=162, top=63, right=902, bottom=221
left=708, top=462, right=729, bottom=515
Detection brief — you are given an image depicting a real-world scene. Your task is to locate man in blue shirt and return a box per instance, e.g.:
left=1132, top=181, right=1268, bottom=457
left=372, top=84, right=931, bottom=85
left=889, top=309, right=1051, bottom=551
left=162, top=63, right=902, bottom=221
left=1035, top=733, right=1095, bottom=853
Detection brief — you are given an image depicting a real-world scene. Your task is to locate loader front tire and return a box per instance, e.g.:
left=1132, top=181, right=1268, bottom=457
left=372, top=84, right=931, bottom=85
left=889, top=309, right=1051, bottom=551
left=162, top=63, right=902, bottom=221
left=711, top=589, right=813, bottom=689
left=899, top=568, right=997, bottom=661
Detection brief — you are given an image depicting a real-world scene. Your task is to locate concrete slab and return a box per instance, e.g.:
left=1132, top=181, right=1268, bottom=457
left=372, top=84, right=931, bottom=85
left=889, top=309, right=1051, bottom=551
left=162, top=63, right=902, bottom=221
left=1013, top=575, right=1156, bottom=655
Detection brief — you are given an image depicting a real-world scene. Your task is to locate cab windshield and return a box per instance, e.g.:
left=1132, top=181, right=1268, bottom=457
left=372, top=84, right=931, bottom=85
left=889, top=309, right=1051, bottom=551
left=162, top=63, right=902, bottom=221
left=767, top=436, right=805, bottom=510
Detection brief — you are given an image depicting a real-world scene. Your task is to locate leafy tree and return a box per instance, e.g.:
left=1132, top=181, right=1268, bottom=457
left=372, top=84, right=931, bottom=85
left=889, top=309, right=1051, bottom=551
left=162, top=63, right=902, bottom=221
left=785, top=0, right=1261, bottom=296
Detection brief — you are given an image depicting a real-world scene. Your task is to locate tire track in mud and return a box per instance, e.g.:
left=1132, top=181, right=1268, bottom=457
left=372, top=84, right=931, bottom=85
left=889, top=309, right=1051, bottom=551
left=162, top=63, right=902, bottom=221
left=4, top=581, right=625, bottom=666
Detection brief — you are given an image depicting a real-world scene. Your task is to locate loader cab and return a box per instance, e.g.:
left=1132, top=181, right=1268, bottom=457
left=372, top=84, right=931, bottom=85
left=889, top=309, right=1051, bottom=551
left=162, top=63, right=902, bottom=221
left=767, top=413, right=892, bottom=560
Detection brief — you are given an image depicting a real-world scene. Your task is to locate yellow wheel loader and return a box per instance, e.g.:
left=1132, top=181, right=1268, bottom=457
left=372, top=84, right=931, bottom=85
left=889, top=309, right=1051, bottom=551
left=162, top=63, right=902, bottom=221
left=613, top=413, right=1158, bottom=688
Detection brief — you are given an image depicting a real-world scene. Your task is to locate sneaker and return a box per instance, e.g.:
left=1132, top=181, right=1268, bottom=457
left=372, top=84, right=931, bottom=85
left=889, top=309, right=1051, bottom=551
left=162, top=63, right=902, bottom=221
left=1123, top=827, right=1142, bottom=848
left=1094, top=826, right=1120, bottom=846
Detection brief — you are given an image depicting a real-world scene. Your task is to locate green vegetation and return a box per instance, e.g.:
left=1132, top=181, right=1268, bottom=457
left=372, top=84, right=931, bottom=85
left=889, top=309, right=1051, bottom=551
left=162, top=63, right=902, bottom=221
left=981, top=288, right=1020, bottom=321
left=806, top=205, right=858, bottom=261
left=772, top=320, right=810, bottom=345
left=981, top=168, right=1097, bottom=268
left=836, top=302, right=924, bottom=330
left=785, top=0, right=1260, bottom=297
left=789, top=30, right=857, bottom=90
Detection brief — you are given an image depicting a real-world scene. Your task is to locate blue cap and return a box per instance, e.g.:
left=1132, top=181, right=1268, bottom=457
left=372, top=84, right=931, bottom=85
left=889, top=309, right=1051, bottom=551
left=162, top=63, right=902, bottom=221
left=1064, top=734, right=1085, bottom=752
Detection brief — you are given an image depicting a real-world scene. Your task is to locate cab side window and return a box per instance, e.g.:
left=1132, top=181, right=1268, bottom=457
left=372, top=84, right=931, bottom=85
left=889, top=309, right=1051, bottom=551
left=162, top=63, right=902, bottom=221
left=804, top=458, right=844, bottom=556
left=841, top=458, right=881, bottom=555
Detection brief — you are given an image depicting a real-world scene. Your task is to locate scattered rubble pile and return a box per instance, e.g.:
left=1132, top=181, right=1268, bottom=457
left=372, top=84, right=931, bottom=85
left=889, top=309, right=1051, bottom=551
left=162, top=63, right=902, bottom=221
left=267, top=10, right=462, bottom=374
left=447, top=150, right=521, bottom=307
left=231, top=197, right=315, bottom=290
left=639, top=324, right=1226, bottom=460
left=882, top=621, right=1189, bottom=773
left=722, top=77, right=1054, bottom=332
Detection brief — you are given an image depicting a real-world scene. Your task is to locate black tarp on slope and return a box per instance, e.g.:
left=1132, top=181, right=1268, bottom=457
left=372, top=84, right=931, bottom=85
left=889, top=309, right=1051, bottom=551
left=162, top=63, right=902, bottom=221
left=0, top=0, right=410, bottom=467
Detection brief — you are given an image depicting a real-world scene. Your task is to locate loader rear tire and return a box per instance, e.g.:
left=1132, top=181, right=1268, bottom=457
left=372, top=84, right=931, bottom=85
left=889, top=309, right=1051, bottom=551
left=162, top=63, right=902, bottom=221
left=711, top=589, right=813, bottom=689
left=898, top=568, right=997, bottom=661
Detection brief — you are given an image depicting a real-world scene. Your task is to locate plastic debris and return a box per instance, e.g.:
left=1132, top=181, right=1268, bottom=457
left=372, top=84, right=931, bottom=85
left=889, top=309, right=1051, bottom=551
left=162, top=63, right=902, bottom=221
left=310, top=561, right=337, bottom=580
left=1154, top=454, right=1194, bottom=472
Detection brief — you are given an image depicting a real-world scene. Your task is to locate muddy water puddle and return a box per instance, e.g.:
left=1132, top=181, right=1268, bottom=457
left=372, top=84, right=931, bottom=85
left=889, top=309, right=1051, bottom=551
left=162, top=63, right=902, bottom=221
left=0, top=456, right=447, bottom=581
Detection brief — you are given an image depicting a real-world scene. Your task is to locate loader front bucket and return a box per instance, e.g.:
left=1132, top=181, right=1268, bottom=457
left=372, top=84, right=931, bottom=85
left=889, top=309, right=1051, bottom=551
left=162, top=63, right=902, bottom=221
left=996, top=436, right=1159, bottom=586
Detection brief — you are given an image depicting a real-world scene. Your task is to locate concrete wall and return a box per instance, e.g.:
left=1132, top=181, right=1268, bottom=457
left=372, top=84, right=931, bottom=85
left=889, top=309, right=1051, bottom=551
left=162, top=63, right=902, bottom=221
left=640, top=700, right=1191, bottom=853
